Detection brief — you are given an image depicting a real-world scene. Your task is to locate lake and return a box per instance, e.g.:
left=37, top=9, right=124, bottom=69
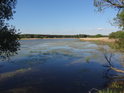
left=0, top=39, right=124, bottom=93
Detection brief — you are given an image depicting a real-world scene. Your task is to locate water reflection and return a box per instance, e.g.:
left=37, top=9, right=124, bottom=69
left=0, top=39, right=123, bottom=93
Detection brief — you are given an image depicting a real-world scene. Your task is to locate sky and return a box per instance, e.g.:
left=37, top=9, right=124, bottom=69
left=10, top=0, right=119, bottom=35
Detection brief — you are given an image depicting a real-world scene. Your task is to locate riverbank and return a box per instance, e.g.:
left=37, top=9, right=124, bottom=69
left=80, top=37, right=124, bottom=52
left=20, top=38, right=77, bottom=40
left=20, top=38, right=41, bottom=40
left=79, top=37, right=115, bottom=42
left=21, top=37, right=115, bottom=43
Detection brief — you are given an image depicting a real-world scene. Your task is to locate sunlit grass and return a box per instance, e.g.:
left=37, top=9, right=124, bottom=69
left=98, top=88, right=124, bottom=93
left=99, top=80, right=124, bottom=93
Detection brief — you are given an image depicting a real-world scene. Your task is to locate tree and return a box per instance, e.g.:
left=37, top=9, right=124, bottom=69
left=94, top=0, right=124, bottom=30
left=109, top=31, right=124, bottom=39
left=113, top=10, right=124, bottom=30
left=0, top=0, right=20, bottom=59
left=94, top=0, right=124, bottom=74
left=94, top=0, right=124, bottom=12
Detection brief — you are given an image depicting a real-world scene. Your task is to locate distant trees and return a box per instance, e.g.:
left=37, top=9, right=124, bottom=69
left=94, top=34, right=103, bottom=37
left=20, top=34, right=88, bottom=39
left=0, top=0, right=20, bottom=59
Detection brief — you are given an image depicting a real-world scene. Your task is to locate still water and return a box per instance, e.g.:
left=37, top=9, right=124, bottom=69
left=0, top=39, right=124, bottom=93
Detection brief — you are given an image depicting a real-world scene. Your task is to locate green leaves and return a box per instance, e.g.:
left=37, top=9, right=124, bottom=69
left=94, top=0, right=124, bottom=11
left=113, top=10, right=124, bottom=30
left=0, top=0, right=17, bottom=20
left=0, top=26, right=20, bottom=59
left=0, top=0, right=20, bottom=59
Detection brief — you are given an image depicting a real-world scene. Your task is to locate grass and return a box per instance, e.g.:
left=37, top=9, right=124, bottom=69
left=81, top=39, right=124, bottom=52
left=98, top=88, right=124, bottom=93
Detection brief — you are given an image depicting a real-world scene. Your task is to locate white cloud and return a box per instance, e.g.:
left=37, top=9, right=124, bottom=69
left=96, top=28, right=104, bottom=31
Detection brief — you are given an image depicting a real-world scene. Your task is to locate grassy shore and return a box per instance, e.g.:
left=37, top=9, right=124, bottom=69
left=20, top=38, right=42, bottom=40
left=80, top=37, right=124, bottom=52
left=79, top=37, right=117, bottom=48
left=79, top=37, right=115, bottom=42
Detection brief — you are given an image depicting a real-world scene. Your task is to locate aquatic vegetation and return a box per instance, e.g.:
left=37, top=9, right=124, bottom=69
left=0, top=68, right=31, bottom=81
left=98, top=78, right=124, bottom=93
left=98, top=88, right=124, bottom=93
left=69, top=59, right=83, bottom=64
left=108, top=80, right=124, bottom=88
left=85, top=57, right=90, bottom=63
left=4, top=87, right=34, bottom=93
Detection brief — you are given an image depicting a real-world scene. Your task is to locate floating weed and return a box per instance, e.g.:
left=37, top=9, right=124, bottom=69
left=98, top=88, right=124, bottom=93
left=98, top=88, right=114, bottom=93
left=0, top=68, right=32, bottom=81
left=108, top=80, right=124, bottom=89
left=70, top=58, right=85, bottom=64
left=98, top=80, right=124, bottom=93
left=85, top=57, right=90, bottom=63
left=4, top=87, right=34, bottom=93
left=111, top=82, right=123, bottom=88
left=42, top=52, right=50, bottom=55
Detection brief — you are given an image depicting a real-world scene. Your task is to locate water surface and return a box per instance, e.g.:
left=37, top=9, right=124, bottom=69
left=0, top=39, right=123, bottom=93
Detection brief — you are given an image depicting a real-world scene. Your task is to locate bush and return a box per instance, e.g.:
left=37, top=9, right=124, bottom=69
left=95, top=34, right=103, bottom=37
left=109, top=31, right=124, bottom=39
left=0, top=26, right=20, bottom=59
left=109, top=31, right=124, bottom=50
left=114, top=38, right=124, bottom=50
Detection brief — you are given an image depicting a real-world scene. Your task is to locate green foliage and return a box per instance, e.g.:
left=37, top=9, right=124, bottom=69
left=109, top=31, right=124, bottom=39
left=94, top=0, right=124, bottom=30
left=98, top=88, right=123, bottom=93
left=0, top=0, right=20, bottom=59
left=114, top=38, right=124, bottom=51
left=0, top=26, right=20, bottom=59
left=95, top=34, right=103, bottom=37
left=113, top=10, right=124, bottom=30
left=20, top=34, right=88, bottom=38
left=94, top=0, right=124, bottom=11
left=98, top=80, right=124, bottom=93
left=85, top=57, right=90, bottom=63
left=109, top=31, right=124, bottom=50
left=0, top=0, right=17, bottom=20
left=88, top=34, right=105, bottom=38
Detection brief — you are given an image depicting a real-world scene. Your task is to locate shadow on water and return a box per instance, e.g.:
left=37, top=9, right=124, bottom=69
left=0, top=39, right=124, bottom=93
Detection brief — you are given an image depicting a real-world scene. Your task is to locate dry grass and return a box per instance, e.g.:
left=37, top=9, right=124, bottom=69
left=80, top=37, right=115, bottom=42
left=20, top=38, right=41, bottom=40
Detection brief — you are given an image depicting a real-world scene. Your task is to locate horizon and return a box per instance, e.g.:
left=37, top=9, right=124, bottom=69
left=20, top=33, right=108, bottom=36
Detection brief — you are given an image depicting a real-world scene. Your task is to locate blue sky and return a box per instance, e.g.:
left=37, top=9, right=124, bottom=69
left=10, top=0, right=119, bottom=35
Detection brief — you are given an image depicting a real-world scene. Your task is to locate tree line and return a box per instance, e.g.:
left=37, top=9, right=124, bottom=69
left=20, top=34, right=107, bottom=39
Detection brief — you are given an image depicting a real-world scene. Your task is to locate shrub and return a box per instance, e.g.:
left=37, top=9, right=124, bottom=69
left=109, top=31, right=124, bottom=39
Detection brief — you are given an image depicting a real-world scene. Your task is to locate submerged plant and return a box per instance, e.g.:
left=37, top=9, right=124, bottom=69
left=98, top=88, right=124, bottom=93
left=85, top=57, right=90, bottom=63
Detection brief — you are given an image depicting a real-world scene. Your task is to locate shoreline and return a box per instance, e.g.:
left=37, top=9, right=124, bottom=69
left=79, top=37, right=115, bottom=43
left=20, top=38, right=77, bottom=40
left=20, top=38, right=41, bottom=40
left=20, top=37, right=115, bottom=43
